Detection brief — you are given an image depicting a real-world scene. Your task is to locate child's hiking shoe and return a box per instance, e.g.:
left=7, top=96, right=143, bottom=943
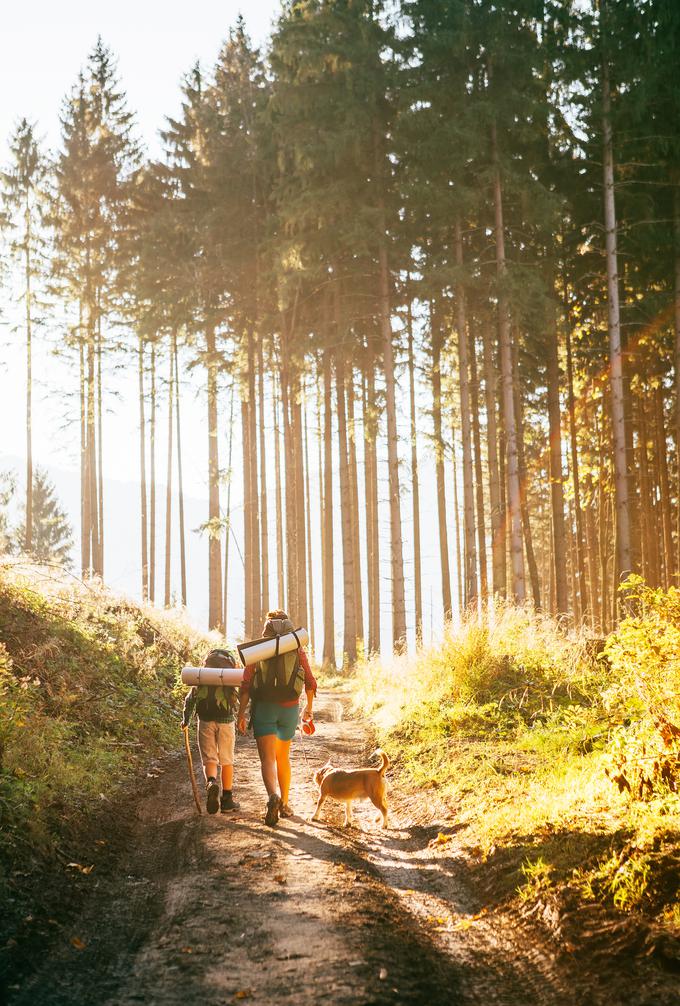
left=264, top=793, right=281, bottom=827
left=206, top=778, right=220, bottom=815
left=279, top=803, right=293, bottom=819
left=220, top=791, right=239, bottom=813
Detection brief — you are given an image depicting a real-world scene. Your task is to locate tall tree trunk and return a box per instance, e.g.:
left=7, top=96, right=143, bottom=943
left=492, top=123, right=525, bottom=603
left=451, top=422, right=463, bottom=617
left=376, top=203, right=406, bottom=649
left=365, top=358, right=381, bottom=655
left=258, top=340, right=269, bottom=618
left=96, top=312, right=104, bottom=577
left=512, top=345, right=541, bottom=609
left=137, top=334, right=148, bottom=600
left=468, top=319, right=488, bottom=600
left=164, top=339, right=173, bottom=608
left=292, top=385, right=308, bottom=628
left=206, top=327, right=222, bottom=631
left=546, top=297, right=568, bottom=615
left=223, top=387, right=235, bottom=631
left=406, top=298, right=423, bottom=639
left=454, top=221, right=478, bottom=608
left=87, top=327, right=100, bottom=577
left=431, top=305, right=453, bottom=621
left=24, top=223, right=33, bottom=553
left=274, top=372, right=286, bottom=610
left=602, top=47, right=632, bottom=583
left=322, top=348, right=336, bottom=668
left=303, top=393, right=315, bottom=654
left=346, top=370, right=364, bottom=646
left=174, top=333, right=187, bottom=607
left=242, top=396, right=253, bottom=637
left=149, top=342, right=156, bottom=602
left=336, top=352, right=357, bottom=665
left=247, top=332, right=261, bottom=628
left=673, top=183, right=680, bottom=577
left=654, top=385, right=674, bottom=587
left=481, top=317, right=505, bottom=596
left=80, top=325, right=89, bottom=578
left=565, top=324, right=588, bottom=621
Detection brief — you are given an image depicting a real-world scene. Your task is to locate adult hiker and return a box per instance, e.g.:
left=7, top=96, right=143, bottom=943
left=236, top=610, right=316, bottom=827
left=182, top=648, right=240, bottom=814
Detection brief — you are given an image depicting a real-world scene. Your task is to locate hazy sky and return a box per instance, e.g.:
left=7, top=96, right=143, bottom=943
left=1, top=0, right=281, bottom=153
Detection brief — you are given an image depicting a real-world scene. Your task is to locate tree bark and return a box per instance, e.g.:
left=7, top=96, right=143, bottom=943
left=481, top=317, right=505, bottom=596
left=565, top=323, right=588, bottom=621
left=654, top=384, right=674, bottom=587
left=258, top=340, right=269, bottom=618
left=431, top=304, right=452, bottom=621
left=174, top=333, right=187, bottom=607
left=492, top=123, right=525, bottom=603
left=303, top=393, right=315, bottom=654
left=242, top=396, right=253, bottom=636
left=346, top=369, right=364, bottom=646
left=274, top=372, right=286, bottom=610
left=24, top=211, right=33, bottom=553
left=248, top=332, right=261, bottom=628
left=137, top=334, right=148, bottom=600
left=406, top=298, right=423, bottom=639
left=674, top=183, right=680, bottom=576
left=336, top=352, right=357, bottom=665
left=322, top=348, right=336, bottom=668
left=206, top=327, right=222, bottom=631
left=365, top=358, right=381, bottom=655
left=454, top=221, right=478, bottom=608
left=223, top=387, right=235, bottom=631
left=546, top=297, right=568, bottom=616
left=149, top=342, right=156, bottom=602
left=468, top=320, right=488, bottom=600
left=602, top=47, right=632, bottom=583
left=451, top=421, right=463, bottom=617
left=96, top=313, right=104, bottom=578
left=512, top=345, right=541, bottom=609
left=164, top=339, right=173, bottom=607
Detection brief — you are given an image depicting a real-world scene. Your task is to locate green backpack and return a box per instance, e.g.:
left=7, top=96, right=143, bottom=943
left=251, top=619, right=305, bottom=703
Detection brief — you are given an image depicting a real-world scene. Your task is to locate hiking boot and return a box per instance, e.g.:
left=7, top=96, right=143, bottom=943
left=206, top=778, right=220, bottom=815
left=279, top=803, right=294, bottom=819
left=220, top=791, right=239, bottom=813
left=264, top=793, right=281, bottom=827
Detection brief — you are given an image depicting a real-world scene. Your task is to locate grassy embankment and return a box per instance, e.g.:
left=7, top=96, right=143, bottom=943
left=0, top=562, right=214, bottom=891
left=355, top=579, right=680, bottom=938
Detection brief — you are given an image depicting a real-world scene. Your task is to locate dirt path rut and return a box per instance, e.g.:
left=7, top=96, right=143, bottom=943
left=7, top=693, right=676, bottom=1006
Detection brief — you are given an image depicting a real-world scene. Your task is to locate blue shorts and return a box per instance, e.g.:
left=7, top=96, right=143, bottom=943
left=252, top=701, right=299, bottom=741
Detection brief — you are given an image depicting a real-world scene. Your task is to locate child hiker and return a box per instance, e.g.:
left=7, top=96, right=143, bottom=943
left=237, top=610, right=316, bottom=827
left=181, top=648, right=240, bottom=814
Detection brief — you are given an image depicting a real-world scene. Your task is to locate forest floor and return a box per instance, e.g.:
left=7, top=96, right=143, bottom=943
left=5, top=691, right=679, bottom=1006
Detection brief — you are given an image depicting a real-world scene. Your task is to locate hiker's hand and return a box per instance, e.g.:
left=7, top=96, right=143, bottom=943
left=302, top=706, right=312, bottom=722
left=237, top=714, right=247, bottom=735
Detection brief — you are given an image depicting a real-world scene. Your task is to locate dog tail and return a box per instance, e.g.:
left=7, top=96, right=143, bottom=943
left=373, top=749, right=389, bottom=775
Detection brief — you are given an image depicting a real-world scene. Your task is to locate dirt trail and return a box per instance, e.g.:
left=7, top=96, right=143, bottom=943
left=6, top=693, right=677, bottom=1006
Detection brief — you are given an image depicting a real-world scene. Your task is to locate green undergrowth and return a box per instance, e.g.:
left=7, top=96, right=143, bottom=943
left=354, top=593, right=680, bottom=931
left=0, top=563, right=214, bottom=883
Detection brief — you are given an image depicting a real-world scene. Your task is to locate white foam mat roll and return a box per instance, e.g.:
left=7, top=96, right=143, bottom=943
left=237, top=627, right=309, bottom=667
left=181, top=666, right=245, bottom=686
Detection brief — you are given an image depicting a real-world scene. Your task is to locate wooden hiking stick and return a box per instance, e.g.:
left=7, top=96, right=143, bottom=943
left=182, top=726, right=202, bottom=815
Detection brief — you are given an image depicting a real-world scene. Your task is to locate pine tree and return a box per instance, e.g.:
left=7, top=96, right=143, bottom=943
left=12, top=469, right=73, bottom=567
left=0, top=120, right=48, bottom=556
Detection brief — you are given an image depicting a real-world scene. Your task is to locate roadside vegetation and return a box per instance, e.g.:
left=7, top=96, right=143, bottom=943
left=0, top=562, right=212, bottom=888
left=355, top=581, right=680, bottom=934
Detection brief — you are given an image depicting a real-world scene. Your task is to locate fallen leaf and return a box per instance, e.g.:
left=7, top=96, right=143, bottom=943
left=273, top=874, right=287, bottom=885
left=66, top=863, right=94, bottom=875
left=70, top=936, right=86, bottom=950
left=379, top=967, right=388, bottom=980
left=232, top=990, right=254, bottom=1000
left=180, top=946, right=193, bottom=954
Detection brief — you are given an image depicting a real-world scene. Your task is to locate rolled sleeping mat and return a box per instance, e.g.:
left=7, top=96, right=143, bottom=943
left=237, top=626, right=309, bottom=667
left=181, top=666, right=245, bottom=686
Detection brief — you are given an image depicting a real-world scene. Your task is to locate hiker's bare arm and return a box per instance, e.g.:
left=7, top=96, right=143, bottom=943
left=237, top=692, right=249, bottom=734
left=303, top=688, right=314, bottom=721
